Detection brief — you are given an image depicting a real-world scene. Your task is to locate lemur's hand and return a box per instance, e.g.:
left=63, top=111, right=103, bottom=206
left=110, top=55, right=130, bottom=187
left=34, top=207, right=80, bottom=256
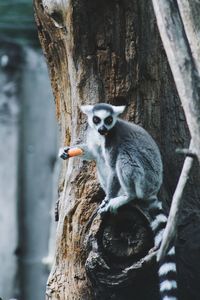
left=98, top=197, right=109, bottom=214
left=58, top=147, right=70, bottom=160
left=59, top=146, right=84, bottom=160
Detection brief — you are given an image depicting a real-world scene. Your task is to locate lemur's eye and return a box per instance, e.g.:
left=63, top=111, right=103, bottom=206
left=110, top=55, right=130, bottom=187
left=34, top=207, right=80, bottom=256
left=93, top=116, right=101, bottom=124
left=104, top=116, right=113, bottom=125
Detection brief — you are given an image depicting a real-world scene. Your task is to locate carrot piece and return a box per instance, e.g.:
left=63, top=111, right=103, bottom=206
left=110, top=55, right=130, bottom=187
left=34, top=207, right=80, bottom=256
left=67, top=147, right=83, bottom=157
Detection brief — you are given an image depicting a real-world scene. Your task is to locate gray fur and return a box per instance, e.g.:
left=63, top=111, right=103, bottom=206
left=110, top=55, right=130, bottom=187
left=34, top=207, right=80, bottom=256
left=60, top=103, right=163, bottom=214
left=98, top=119, right=163, bottom=213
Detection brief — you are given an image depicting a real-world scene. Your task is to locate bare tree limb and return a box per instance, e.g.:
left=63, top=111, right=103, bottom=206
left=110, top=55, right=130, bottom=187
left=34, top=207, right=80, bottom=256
left=157, top=141, right=194, bottom=261
left=151, top=0, right=200, bottom=164
left=141, top=249, right=157, bottom=265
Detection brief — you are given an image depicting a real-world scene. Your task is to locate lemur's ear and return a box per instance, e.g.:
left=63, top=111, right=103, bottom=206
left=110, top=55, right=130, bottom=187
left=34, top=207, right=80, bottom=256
left=80, top=105, right=93, bottom=115
left=112, top=105, right=126, bottom=116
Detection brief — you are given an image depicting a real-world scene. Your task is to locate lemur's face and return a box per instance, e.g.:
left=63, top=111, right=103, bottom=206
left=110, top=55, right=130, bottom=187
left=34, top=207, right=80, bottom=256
left=81, top=103, right=125, bottom=136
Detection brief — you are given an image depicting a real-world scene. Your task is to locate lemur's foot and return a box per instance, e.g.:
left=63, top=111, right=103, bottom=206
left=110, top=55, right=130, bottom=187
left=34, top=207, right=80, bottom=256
left=100, top=197, right=125, bottom=214
left=103, top=198, right=119, bottom=214
left=58, top=147, right=70, bottom=160
left=98, top=197, right=109, bottom=214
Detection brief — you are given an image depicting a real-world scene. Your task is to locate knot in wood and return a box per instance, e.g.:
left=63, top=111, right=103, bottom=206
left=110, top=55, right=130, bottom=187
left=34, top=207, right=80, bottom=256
left=42, top=0, right=67, bottom=28
left=85, top=205, right=154, bottom=288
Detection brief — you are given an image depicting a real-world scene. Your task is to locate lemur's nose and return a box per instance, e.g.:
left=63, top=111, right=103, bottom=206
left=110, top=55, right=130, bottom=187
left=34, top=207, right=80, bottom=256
left=98, top=126, right=108, bottom=135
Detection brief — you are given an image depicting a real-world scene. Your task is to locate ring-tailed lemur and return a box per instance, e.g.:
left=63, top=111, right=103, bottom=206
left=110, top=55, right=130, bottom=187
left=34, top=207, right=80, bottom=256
left=59, top=103, right=177, bottom=300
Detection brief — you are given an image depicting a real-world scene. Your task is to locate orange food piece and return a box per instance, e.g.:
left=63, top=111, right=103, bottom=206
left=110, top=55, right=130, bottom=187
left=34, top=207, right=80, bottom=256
left=68, top=147, right=83, bottom=157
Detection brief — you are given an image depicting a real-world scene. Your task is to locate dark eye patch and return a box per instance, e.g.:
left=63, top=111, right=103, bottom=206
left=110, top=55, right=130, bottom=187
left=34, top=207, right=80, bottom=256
left=104, top=116, right=113, bottom=125
left=93, top=116, right=101, bottom=124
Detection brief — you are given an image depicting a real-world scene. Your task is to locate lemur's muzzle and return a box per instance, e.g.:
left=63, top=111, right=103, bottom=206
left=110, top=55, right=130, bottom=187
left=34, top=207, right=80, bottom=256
left=98, top=126, right=108, bottom=135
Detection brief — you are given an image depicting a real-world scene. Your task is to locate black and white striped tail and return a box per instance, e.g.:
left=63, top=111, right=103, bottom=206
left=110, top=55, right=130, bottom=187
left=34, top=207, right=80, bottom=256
left=149, top=198, right=177, bottom=300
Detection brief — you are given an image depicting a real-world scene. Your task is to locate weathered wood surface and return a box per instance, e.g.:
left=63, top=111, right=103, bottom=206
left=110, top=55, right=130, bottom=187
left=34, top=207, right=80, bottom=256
left=34, top=0, right=200, bottom=299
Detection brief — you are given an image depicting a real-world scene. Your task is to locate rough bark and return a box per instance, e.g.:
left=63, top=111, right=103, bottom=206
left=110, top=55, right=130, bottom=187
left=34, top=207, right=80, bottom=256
left=34, top=0, right=200, bottom=299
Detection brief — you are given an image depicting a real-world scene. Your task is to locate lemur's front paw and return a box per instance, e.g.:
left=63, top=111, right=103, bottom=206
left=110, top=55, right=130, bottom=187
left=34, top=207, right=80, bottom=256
left=58, top=147, right=70, bottom=160
left=102, top=198, right=119, bottom=215
left=98, top=197, right=109, bottom=214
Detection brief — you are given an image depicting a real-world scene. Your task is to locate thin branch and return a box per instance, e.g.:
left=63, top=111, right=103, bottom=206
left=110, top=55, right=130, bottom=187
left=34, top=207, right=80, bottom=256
left=157, top=142, right=194, bottom=261
left=124, top=248, right=158, bottom=274
left=142, top=249, right=157, bottom=265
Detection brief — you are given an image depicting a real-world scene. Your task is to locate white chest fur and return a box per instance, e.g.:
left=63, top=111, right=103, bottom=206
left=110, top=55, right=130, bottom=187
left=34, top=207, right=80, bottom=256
left=87, top=128, right=105, bottom=159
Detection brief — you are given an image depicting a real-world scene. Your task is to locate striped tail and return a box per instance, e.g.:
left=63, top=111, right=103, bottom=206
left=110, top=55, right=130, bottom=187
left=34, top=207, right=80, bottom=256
left=149, top=198, right=177, bottom=300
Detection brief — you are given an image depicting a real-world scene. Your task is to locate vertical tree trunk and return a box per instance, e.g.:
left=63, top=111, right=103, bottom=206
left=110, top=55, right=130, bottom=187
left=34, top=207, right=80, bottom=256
left=34, top=0, right=200, bottom=299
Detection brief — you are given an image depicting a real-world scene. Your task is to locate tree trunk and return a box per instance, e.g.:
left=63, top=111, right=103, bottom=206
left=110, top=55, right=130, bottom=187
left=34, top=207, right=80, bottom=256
left=34, top=0, right=200, bottom=299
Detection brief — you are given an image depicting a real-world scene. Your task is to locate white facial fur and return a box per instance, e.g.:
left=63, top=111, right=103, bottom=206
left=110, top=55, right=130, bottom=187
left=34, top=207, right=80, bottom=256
left=80, top=104, right=125, bottom=132
left=93, top=110, right=114, bottom=131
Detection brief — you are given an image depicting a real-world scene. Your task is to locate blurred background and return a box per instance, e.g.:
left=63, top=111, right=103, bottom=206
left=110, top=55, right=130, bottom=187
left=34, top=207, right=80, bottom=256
left=0, top=1, right=58, bottom=299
